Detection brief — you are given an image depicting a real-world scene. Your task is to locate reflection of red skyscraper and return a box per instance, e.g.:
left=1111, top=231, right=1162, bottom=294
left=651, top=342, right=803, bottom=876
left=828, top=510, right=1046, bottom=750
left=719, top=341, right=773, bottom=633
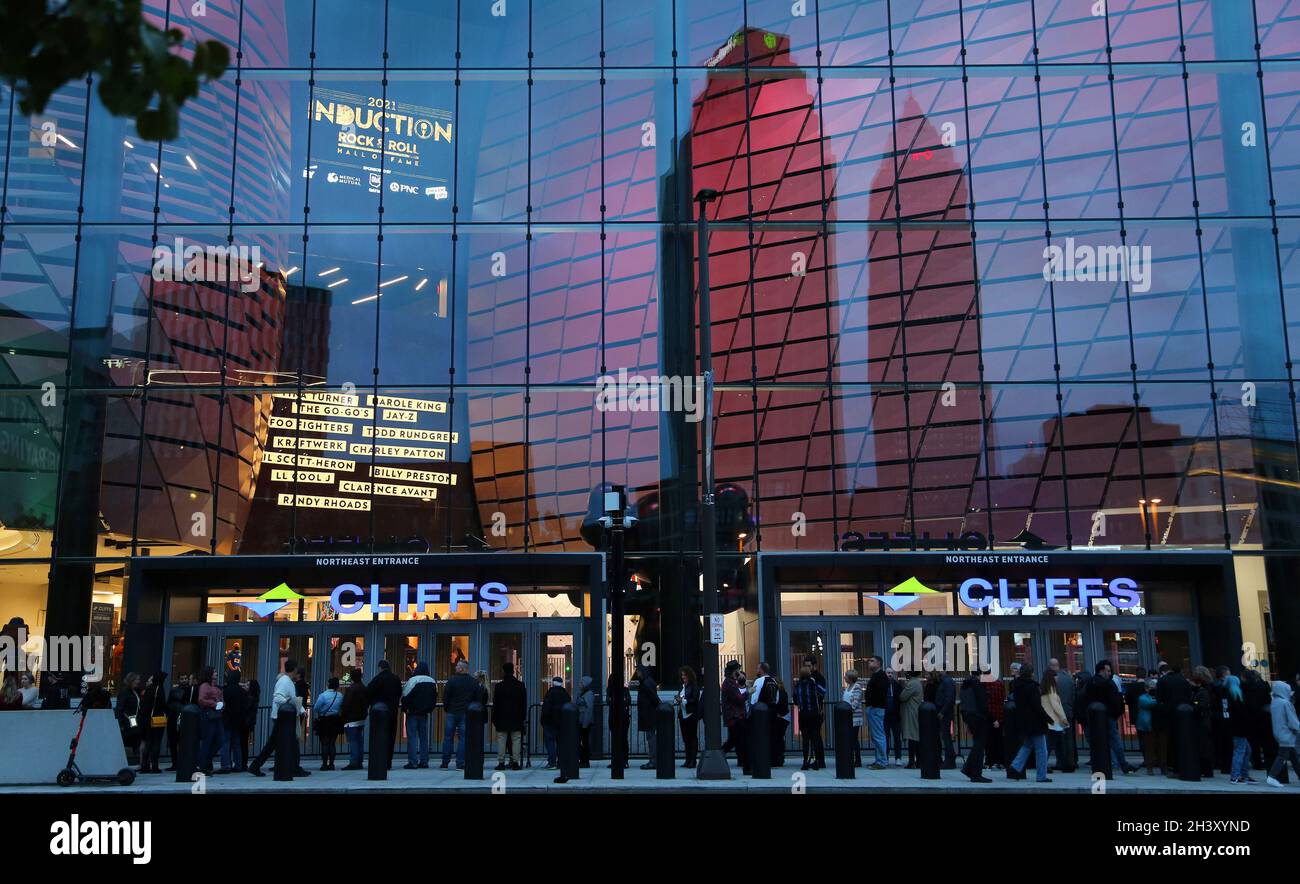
left=840, top=92, right=987, bottom=544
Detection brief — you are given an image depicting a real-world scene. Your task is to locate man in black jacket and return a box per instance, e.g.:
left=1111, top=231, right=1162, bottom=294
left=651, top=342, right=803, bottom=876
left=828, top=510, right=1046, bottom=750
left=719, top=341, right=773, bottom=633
left=492, top=662, right=527, bottom=770
left=636, top=666, right=658, bottom=770
left=440, top=660, right=478, bottom=770
left=1082, top=659, right=1137, bottom=774
left=366, top=660, right=402, bottom=770
left=1008, top=664, right=1052, bottom=782
left=608, top=672, right=631, bottom=772
left=540, top=676, right=571, bottom=769
left=959, top=674, right=992, bottom=782
left=1156, top=663, right=1194, bottom=776
left=936, top=671, right=957, bottom=769
left=864, top=657, right=889, bottom=769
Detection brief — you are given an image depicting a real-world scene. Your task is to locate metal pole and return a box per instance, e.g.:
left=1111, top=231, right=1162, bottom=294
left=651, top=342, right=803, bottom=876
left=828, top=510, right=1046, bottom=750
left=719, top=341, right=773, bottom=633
left=694, top=189, right=730, bottom=779
left=610, top=503, right=626, bottom=779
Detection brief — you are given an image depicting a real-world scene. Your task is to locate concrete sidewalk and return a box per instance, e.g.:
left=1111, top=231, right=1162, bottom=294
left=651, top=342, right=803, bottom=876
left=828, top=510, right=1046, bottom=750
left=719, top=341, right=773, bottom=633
left=6, top=761, right=1297, bottom=795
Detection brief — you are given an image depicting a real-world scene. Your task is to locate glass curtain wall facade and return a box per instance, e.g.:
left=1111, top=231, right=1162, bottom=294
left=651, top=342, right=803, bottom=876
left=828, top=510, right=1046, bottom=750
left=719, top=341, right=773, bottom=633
left=1, top=0, right=1299, bottom=685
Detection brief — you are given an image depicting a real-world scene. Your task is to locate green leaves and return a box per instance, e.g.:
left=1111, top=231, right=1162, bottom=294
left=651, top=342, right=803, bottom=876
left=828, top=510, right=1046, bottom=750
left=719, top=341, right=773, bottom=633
left=0, top=0, right=230, bottom=143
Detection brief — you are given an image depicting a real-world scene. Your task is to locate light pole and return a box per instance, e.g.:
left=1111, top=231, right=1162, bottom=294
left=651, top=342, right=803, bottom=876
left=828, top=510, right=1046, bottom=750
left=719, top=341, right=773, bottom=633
left=693, top=187, right=731, bottom=780
left=600, top=485, right=633, bottom=779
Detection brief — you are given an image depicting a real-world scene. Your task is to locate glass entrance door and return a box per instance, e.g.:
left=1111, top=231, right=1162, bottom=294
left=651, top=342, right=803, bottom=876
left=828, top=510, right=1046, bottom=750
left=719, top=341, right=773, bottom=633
left=481, top=620, right=582, bottom=763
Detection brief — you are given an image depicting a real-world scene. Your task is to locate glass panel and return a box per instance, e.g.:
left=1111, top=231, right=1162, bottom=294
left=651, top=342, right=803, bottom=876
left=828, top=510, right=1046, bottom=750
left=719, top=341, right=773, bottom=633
left=169, top=636, right=207, bottom=682
left=1102, top=629, right=1141, bottom=681
left=787, top=629, right=826, bottom=688
left=1153, top=629, right=1192, bottom=675
left=838, top=631, right=874, bottom=676
left=1048, top=630, right=1087, bottom=676
left=326, top=634, right=362, bottom=683
left=997, top=629, right=1035, bottom=675
left=434, top=633, right=472, bottom=685
left=541, top=632, right=575, bottom=695
left=222, top=635, right=258, bottom=682
left=489, top=632, right=525, bottom=697
left=384, top=633, right=420, bottom=680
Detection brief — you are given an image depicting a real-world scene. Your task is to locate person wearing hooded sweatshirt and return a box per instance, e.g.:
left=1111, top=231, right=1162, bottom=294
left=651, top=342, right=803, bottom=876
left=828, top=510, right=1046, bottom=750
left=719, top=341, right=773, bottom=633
left=959, top=673, right=992, bottom=783
left=400, top=662, right=437, bottom=769
left=1266, top=681, right=1300, bottom=788
left=575, top=675, right=595, bottom=767
left=340, top=668, right=369, bottom=770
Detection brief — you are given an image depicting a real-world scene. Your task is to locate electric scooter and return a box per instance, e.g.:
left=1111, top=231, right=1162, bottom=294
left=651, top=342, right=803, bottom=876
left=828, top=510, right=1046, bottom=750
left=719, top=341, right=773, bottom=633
left=56, top=705, right=137, bottom=787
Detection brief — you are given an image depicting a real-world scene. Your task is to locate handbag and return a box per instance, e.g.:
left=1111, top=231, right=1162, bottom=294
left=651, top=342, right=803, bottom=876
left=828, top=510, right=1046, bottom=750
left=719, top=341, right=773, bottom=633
left=150, top=714, right=167, bottom=728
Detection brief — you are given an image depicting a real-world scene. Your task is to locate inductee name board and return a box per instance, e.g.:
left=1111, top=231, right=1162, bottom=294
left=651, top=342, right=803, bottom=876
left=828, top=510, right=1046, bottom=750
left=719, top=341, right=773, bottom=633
left=263, top=451, right=355, bottom=471
left=361, top=425, right=458, bottom=443
left=268, top=416, right=355, bottom=435
left=347, top=442, right=447, bottom=461
left=277, top=493, right=371, bottom=511
left=338, top=480, right=437, bottom=500
left=367, top=395, right=446, bottom=413
left=370, top=465, right=457, bottom=486
left=295, top=402, right=374, bottom=419
left=269, top=469, right=336, bottom=484
left=274, top=437, right=348, bottom=452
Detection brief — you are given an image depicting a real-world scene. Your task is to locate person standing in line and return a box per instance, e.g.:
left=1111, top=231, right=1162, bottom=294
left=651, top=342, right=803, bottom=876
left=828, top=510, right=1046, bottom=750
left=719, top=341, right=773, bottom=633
left=795, top=659, right=827, bottom=771
left=607, top=671, right=631, bottom=773
left=842, top=668, right=864, bottom=768
left=240, top=676, right=259, bottom=773
left=399, top=662, right=437, bottom=770
left=959, top=672, right=992, bottom=783
left=115, top=672, right=144, bottom=767
left=1007, top=663, right=1052, bottom=783
left=885, top=669, right=903, bottom=765
left=193, top=668, right=226, bottom=774
left=164, top=674, right=190, bottom=771
left=367, top=660, right=403, bottom=770
left=473, top=670, right=490, bottom=707
left=721, top=662, right=749, bottom=773
left=635, top=666, right=659, bottom=770
left=1266, top=681, right=1300, bottom=788
left=313, top=676, right=344, bottom=771
left=248, top=660, right=308, bottom=778
left=1040, top=669, right=1069, bottom=771
left=1135, top=679, right=1164, bottom=775
left=674, top=666, right=700, bottom=769
left=1155, top=663, right=1193, bottom=776
left=1222, top=673, right=1255, bottom=784
left=863, top=657, right=889, bottom=770
left=1191, top=666, right=1220, bottom=777
left=438, top=660, right=477, bottom=770
left=1083, top=659, right=1139, bottom=774
left=576, top=675, right=596, bottom=768
left=493, top=662, right=528, bottom=771
left=770, top=674, right=791, bottom=767
left=899, top=672, right=922, bottom=769
left=539, top=675, right=571, bottom=770
left=137, top=672, right=167, bottom=774
left=0, top=674, right=21, bottom=710
left=340, top=668, right=369, bottom=771
left=934, top=670, right=957, bottom=769
left=220, top=669, right=248, bottom=774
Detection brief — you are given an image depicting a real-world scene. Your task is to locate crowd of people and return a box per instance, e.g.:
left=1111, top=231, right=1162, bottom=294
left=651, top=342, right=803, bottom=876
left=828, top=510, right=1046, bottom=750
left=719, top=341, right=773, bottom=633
left=5, top=654, right=1298, bottom=787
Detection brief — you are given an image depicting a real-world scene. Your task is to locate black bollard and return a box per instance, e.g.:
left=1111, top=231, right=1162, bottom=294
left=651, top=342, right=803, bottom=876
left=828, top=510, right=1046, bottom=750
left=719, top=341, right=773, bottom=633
left=833, top=701, right=856, bottom=780
left=1174, top=703, right=1200, bottom=782
left=749, top=702, right=771, bottom=780
left=918, top=701, right=941, bottom=780
left=1087, top=702, right=1112, bottom=780
left=648, top=702, right=672, bottom=779
left=174, top=704, right=200, bottom=784
left=556, top=702, right=579, bottom=781
left=273, top=706, right=297, bottom=782
left=368, top=702, right=390, bottom=781
left=465, top=701, right=486, bottom=781
left=1058, top=721, right=1078, bottom=773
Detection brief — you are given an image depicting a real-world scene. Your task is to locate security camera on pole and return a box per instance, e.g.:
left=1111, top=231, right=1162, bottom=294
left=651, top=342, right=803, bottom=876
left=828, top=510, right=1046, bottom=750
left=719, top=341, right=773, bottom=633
left=694, top=187, right=731, bottom=780
left=598, top=485, right=635, bottom=779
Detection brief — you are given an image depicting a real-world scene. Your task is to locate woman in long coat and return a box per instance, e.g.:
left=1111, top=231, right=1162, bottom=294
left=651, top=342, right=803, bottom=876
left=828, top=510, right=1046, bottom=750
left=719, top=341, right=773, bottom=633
left=900, top=673, right=923, bottom=768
